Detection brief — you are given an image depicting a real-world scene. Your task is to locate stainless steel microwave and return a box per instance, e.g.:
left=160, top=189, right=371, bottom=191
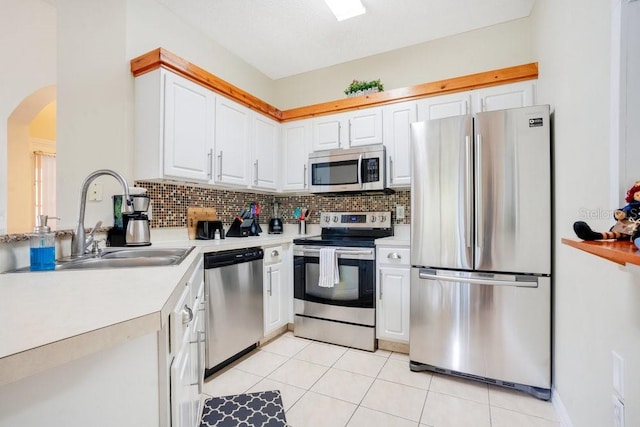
left=308, top=145, right=387, bottom=193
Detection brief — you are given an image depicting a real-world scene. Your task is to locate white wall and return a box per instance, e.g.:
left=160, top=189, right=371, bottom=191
left=0, top=0, right=56, bottom=234
left=531, top=1, right=640, bottom=426
left=273, top=18, right=534, bottom=109
left=54, top=0, right=277, bottom=231
left=55, top=0, right=132, bottom=230
left=126, top=0, right=276, bottom=105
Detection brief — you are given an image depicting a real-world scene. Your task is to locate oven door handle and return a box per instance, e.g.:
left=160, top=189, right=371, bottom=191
left=294, top=247, right=375, bottom=260
left=295, top=247, right=374, bottom=256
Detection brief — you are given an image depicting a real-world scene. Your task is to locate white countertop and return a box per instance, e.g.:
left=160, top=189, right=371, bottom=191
left=0, top=231, right=299, bottom=387
left=375, top=224, right=410, bottom=247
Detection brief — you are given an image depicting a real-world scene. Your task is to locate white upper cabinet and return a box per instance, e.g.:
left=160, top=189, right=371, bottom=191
left=252, top=114, right=279, bottom=190
left=383, top=101, right=416, bottom=188
left=473, top=81, right=536, bottom=112
left=282, top=120, right=311, bottom=192
left=348, top=107, right=383, bottom=147
left=134, top=69, right=215, bottom=182
left=214, top=97, right=251, bottom=187
left=417, top=91, right=471, bottom=121
left=312, top=114, right=348, bottom=151
left=312, top=109, right=384, bottom=151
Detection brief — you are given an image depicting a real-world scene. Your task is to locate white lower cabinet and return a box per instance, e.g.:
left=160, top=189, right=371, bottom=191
left=169, top=256, right=203, bottom=427
left=263, top=245, right=290, bottom=336
left=376, top=246, right=411, bottom=343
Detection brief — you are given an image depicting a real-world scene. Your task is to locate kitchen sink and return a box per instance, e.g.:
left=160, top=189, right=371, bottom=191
left=56, top=256, right=182, bottom=270
left=98, top=248, right=194, bottom=260
left=15, top=246, right=198, bottom=272
left=56, top=246, right=195, bottom=270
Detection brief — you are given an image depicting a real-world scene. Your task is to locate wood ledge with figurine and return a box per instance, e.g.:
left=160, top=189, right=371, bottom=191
left=562, top=181, right=640, bottom=267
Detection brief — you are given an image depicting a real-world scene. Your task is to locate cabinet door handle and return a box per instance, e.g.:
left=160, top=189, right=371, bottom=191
left=303, top=164, right=308, bottom=188
left=182, top=305, right=194, bottom=325
left=338, top=122, right=341, bottom=147
left=207, top=149, right=213, bottom=179
left=348, top=119, right=352, bottom=144
left=379, top=270, right=383, bottom=299
left=268, top=266, right=273, bottom=296
left=387, top=252, right=401, bottom=260
left=271, top=250, right=279, bottom=257
left=254, top=160, right=259, bottom=185
left=217, top=151, right=223, bottom=180
left=389, top=156, right=393, bottom=185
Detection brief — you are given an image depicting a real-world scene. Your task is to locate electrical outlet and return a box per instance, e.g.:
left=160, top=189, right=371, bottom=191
left=613, top=351, right=624, bottom=398
left=396, top=205, right=405, bottom=220
left=88, top=182, right=103, bottom=201
left=612, top=395, right=625, bottom=427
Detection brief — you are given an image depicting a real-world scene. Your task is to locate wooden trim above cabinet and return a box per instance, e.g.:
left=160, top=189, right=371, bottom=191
left=130, top=48, right=538, bottom=123
left=281, top=62, right=539, bottom=121
left=131, top=48, right=283, bottom=120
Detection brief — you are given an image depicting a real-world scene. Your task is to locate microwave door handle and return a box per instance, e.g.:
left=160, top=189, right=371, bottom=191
left=357, top=154, right=363, bottom=189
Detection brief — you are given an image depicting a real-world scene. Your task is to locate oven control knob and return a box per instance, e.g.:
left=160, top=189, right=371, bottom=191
left=323, top=215, right=330, bottom=224
left=332, top=216, right=339, bottom=223
left=380, top=215, right=387, bottom=223
left=370, top=216, right=376, bottom=223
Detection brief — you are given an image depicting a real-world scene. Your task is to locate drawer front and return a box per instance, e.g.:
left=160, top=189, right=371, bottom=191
left=377, top=247, right=410, bottom=266
left=264, top=245, right=283, bottom=266
left=170, top=286, right=193, bottom=352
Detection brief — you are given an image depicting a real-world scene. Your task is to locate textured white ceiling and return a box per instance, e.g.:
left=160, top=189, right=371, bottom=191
left=155, top=0, right=535, bottom=80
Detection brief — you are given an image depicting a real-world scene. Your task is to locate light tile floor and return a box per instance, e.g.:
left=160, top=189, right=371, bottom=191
left=202, top=332, right=560, bottom=427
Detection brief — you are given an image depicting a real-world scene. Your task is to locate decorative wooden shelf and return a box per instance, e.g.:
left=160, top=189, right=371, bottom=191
left=561, top=238, right=640, bottom=266
left=130, top=47, right=538, bottom=122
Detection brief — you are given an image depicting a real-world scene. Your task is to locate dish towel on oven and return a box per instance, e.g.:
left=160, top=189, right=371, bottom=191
left=318, top=247, right=340, bottom=288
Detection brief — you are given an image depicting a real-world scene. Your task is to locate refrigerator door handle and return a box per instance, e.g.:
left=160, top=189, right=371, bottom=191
left=465, top=135, right=472, bottom=248
left=475, top=134, right=483, bottom=248
left=418, top=271, right=538, bottom=288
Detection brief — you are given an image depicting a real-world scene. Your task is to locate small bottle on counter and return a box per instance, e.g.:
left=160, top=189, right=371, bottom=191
left=29, top=215, right=56, bottom=271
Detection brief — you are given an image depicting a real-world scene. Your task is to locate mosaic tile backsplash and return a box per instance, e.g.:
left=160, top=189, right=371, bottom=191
left=136, top=181, right=411, bottom=228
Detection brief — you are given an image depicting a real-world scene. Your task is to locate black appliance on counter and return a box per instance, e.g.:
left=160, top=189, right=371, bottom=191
left=292, top=211, right=392, bottom=351
left=196, top=220, right=225, bottom=239
left=226, top=218, right=262, bottom=237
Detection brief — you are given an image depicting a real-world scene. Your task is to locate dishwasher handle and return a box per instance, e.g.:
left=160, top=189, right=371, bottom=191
left=204, top=247, right=264, bottom=268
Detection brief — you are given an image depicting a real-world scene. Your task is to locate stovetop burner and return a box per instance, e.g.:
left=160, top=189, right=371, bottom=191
left=293, top=211, right=392, bottom=247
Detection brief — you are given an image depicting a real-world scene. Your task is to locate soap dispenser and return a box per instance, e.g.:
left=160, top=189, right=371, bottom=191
left=29, top=215, right=56, bottom=271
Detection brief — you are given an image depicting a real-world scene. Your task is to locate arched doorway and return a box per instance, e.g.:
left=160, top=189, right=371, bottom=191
left=7, top=85, right=56, bottom=233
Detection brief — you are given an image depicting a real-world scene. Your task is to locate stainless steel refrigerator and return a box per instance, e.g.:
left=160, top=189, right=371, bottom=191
left=409, top=105, right=551, bottom=400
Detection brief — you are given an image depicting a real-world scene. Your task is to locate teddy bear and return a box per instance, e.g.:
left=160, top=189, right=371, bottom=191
left=573, top=181, right=640, bottom=241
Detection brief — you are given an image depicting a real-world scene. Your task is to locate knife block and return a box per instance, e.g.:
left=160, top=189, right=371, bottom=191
left=226, top=218, right=252, bottom=237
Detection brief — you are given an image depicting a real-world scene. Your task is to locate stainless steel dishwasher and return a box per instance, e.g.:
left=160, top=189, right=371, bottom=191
left=204, top=247, right=264, bottom=374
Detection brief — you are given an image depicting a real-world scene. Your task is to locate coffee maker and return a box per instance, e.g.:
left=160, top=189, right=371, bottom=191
left=107, top=193, right=151, bottom=246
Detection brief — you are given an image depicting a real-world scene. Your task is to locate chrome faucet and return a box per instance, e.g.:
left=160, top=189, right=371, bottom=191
left=71, top=169, right=133, bottom=257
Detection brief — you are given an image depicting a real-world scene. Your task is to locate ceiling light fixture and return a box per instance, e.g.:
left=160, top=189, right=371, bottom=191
left=324, top=0, right=366, bottom=21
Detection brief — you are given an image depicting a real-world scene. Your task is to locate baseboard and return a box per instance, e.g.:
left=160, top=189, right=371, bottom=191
left=259, top=325, right=289, bottom=346
left=377, top=339, right=409, bottom=354
left=552, top=386, right=574, bottom=427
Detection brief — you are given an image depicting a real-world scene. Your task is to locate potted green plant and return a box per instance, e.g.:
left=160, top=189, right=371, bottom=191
left=344, top=79, right=384, bottom=97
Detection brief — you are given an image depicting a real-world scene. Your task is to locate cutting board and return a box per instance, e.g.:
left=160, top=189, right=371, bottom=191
left=187, top=207, right=218, bottom=239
